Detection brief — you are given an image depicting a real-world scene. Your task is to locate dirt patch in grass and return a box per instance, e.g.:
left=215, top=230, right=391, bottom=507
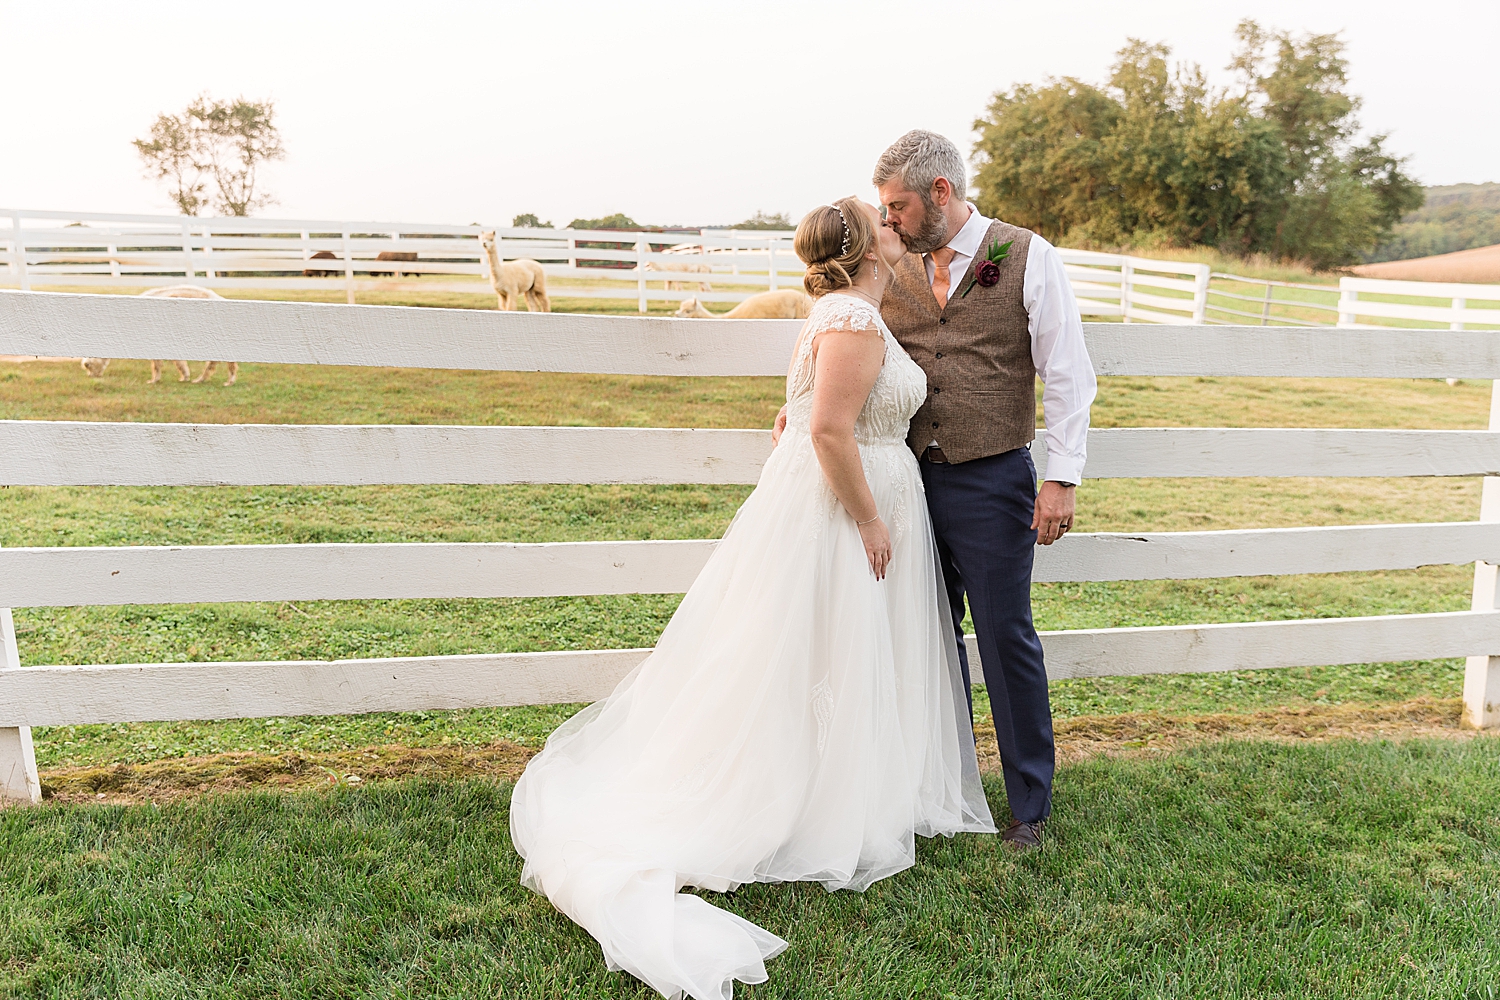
left=38, top=741, right=538, bottom=805
left=28, top=697, right=1475, bottom=806
left=973, top=696, right=1471, bottom=769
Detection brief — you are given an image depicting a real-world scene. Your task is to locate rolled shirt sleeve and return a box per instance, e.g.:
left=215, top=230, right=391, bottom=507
left=1023, top=235, right=1097, bottom=485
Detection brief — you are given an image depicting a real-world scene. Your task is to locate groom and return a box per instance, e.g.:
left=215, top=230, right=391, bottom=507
left=874, top=130, right=1097, bottom=848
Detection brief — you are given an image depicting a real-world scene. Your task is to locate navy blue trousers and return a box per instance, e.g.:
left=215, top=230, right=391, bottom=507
left=920, top=447, right=1054, bottom=823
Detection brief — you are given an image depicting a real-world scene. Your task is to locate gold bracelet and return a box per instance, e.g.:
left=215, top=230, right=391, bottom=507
left=856, top=514, right=879, bottom=526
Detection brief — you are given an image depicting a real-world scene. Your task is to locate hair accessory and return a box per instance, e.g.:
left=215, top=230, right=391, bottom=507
left=824, top=204, right=851, bottom=257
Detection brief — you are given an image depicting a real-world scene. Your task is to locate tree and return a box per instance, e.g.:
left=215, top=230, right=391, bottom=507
left=971, top=21, right=1420, bottom=268
left=133, top=94, right=285, bottom=216
left=512, top=213, right=553, bottom=228
left=132, top=113, right=207, bottom=216
left=732, top=211, right=794, bottom=230
left=568, top=213, right=638, bottom=230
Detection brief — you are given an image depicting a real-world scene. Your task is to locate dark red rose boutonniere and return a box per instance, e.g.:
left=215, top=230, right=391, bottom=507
left=961, top=239, right=1014, bottom=298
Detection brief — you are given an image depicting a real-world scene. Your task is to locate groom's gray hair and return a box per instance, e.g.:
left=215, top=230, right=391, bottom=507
left=872, top=130, right=966, bottom=205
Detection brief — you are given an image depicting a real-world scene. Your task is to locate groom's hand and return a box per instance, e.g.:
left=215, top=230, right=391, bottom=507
left=1032, top=481, right=1076, bottom=545
left=771, top=405, right=788, bottom=446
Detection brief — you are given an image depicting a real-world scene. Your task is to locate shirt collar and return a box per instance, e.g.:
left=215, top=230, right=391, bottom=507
left=942, top=202, right=991, bottom=261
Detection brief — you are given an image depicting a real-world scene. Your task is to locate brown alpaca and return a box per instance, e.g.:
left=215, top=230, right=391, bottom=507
left=675, top=289, right=813, bottom=319
left=81, top=285, right=239, bottom=385
left=479, top=231, right=550, bottom=311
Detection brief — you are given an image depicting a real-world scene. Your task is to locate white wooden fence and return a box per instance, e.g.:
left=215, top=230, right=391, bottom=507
left=1207, top=272, right=1500, bottom=331
left=5, top=295, right=1500, bottom=804
left=1, top=208, right=1211, bottom=320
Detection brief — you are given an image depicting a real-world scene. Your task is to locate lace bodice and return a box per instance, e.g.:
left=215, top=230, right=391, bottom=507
left=784, top=293, right=927, bottom=445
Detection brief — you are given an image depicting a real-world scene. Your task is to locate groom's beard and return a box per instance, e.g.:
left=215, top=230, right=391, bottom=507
left=895, top=201, right=950, bottom=255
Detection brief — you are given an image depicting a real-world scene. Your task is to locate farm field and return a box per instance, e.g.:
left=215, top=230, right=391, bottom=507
left=3, top=288, right=1498, bottom=998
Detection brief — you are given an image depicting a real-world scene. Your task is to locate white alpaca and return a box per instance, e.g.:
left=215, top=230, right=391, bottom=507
left=80, top=285, right=239, bottom=385
left=479, top=231, right=550, bottom=311
left=675, top=289, right=813, bottom=319
left=645, top=244, right=713, bottom=292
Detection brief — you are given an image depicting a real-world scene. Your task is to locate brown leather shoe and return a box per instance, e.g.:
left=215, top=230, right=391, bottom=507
left=1001, top=819, right=1045, bottom=849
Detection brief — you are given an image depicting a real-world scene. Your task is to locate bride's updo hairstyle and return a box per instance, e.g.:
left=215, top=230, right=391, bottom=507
left=795, top=196, right=875, bottom=298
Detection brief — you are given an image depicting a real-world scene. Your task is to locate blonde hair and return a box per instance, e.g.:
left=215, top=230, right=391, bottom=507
left=794, top=196, right=875, bottom=298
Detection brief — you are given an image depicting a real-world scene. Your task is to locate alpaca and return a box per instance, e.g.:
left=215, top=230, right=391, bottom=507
left=81, top=285, right=238, bottom=385
left=645, top=259, right=713, bottom=291
left=303, top=250, right=341, bottom=277
left=479, top=231, right=550, bottom=311
left=645, top=245, right=713, bottom=292
left=675, top=289, right=813, bottom=319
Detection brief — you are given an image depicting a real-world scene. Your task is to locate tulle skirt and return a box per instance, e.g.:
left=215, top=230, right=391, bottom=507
left=509, top=428, right=996, bottom=1000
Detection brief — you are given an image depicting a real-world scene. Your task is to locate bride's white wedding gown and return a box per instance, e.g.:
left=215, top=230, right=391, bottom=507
left=510, top=292, right=996, bottom=1000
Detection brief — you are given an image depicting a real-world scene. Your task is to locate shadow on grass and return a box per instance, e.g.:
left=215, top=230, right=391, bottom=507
left=3, top=737, right=1499, bottom=999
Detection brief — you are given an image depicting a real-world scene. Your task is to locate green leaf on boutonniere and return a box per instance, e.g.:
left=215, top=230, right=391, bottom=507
left=961, top=239, right=1014, bottom=298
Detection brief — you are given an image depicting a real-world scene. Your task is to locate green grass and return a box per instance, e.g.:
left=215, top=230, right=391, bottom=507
left=4, top=739, right=1499, bottom=999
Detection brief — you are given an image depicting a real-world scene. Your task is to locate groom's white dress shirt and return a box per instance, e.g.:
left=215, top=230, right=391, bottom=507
left=922, top=204, right=1097, bottom=486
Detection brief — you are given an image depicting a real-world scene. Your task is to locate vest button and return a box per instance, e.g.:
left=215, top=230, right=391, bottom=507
left=934, top=352, right=943, bottom=359
left=932, top=422, right=940, bottom=429
left=932, top=387, right=941, bottom=393
left=939, top=317, right=947, bottom=325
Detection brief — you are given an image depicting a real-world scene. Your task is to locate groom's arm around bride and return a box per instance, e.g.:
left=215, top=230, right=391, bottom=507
left=874, top=129, right=1097, bottom=847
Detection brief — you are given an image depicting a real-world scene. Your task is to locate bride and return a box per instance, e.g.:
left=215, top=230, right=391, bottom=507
left=510, top=196, right=996, bottom=1000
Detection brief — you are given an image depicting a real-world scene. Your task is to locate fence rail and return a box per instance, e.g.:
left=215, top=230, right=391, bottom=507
left=2, top=522, right=1496, bottom=609
left=3, top=289, right=1500, bottom=802
left=7, top=421, right=1500, bottom=485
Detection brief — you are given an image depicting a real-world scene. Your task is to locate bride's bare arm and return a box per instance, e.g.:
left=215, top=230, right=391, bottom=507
left=808, top=327, right=891, bottom=579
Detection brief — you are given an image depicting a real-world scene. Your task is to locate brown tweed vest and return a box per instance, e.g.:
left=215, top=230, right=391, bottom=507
left=882, top=219, right=1035, bottom=464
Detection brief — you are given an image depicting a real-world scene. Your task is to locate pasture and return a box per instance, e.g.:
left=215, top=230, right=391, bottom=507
left=2, top=287, right=1498, bottom=998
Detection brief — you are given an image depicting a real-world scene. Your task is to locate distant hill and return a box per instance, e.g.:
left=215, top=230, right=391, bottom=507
left=1365, top=182, right=1500, bottom=263
left=1351, top=243, right=1500, bottom=284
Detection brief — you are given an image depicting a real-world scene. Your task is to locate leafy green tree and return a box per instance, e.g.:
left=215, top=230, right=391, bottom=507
left=732, top=211, right=794, bottom=230
left=512, top=213, right=553, bottom=228
left=972, top=79, right=1120, bottom=242
left=134, top=94, right=284, bottom=216
left=972, top=21, right=1420, bottom=268
left=568, top=213, right=638, bottom=230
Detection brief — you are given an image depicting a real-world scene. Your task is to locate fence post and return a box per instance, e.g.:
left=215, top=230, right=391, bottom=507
left=1466, top=376, right=1500, bottom=730
left=0, top=604, right=41, bottom=804
left=390, top=230, right=401, bottom=278
left=636, top=239, right=648, bottom=313
left=181, top=223, right=195, bottom=279
left=341, top=229, right=355, bottom=305
left=11, top=212, right=28, bottom=291
left=107, top=237, right=121, bottom=280
left=1120, top=258, right=1133, bottom=323
left=202, top=226, right=216, bottom=280
left=767, top=238, right=779, bottom=292
left=1338, top=280, right=1357, bottom=327
left=1260, top=281, right=1274, bottom=325
left=1192, top=265, right=1209, bottom=324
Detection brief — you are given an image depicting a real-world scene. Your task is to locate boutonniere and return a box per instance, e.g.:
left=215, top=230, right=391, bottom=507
left=960, top=239, right=1014, bottom=298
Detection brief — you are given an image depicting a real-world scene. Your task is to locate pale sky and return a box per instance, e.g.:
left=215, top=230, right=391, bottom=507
left=2, top=0, right=1495, bottom=228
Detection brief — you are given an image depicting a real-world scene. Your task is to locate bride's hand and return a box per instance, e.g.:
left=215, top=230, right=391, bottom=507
left=771, top=405, right=788, bottom=446
left=858, top=516, right=891, bottom=580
